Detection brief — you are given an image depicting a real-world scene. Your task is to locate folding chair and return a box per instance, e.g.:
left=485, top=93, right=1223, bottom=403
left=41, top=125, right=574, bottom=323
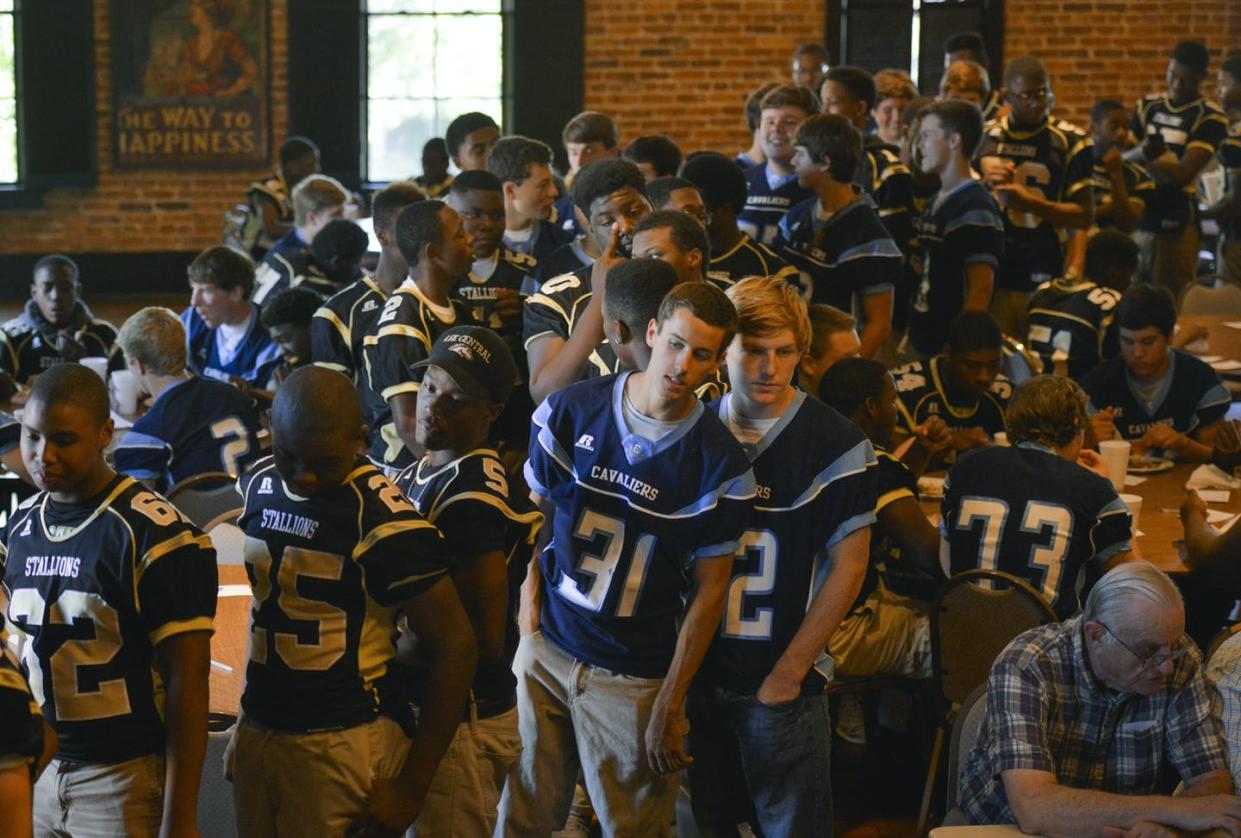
left=168, top=472, right=243, bottom=532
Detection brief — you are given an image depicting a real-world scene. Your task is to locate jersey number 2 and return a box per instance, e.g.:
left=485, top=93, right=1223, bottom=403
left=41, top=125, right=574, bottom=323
left=721, top=530, right=778, bottom=640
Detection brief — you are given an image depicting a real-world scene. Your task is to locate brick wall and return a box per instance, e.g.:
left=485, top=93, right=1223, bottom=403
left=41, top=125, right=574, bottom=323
left=0, top=0, right=288, bottom=256
left=3, top=0, right=1240, bottom=259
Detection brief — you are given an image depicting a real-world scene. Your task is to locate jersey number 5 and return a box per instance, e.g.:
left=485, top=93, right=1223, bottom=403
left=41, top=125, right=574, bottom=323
left=248, top=543, right=347, bottom=671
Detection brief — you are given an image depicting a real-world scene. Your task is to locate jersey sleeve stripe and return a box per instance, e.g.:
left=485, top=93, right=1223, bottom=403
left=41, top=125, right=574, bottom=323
left=826, top=509, right=879, bottom=550
left=433, top=491, right=545, bottom=529
left=137, top=531, right=215, bottom=582
left=525, top=294, right=571, bottom=324
left=380, top=381, right=420, bottom=401
left=312, top=361, right=351, bottom=373
left=313, top=307, right=349, bottom=343
left=838, top=240, right=904, bottom=263
left=876, top=486, right=915, bottom=512
left=691, top=540, right=741, bottom=559
left=352, top=518, right=440, bottom=561
left=117, top=431, right=170, bottom=450
left=756, top=439, right=876, bottom=512
left=388, top=567, right=448, bottom=593
left=944, top=209, right=1004, bottom=235
left=523, top=330, right=559, bottom=350
left=148, top=616, right=215, bottom=646
left=376, top=324, right=430, bottom=344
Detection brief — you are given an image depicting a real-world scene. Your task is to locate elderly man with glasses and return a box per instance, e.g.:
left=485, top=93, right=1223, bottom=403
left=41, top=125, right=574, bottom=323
left=959, top=561, right=1241, bottom=835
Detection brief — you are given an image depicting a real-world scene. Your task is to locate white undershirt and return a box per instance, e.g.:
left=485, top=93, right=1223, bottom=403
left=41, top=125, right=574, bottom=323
left=216, top=318, right=249, bottom=365
left=504, top=226, right=533, bottom=244
left=400, top=278, right=457, bottom=324
left=622, top=391, right=681, bottom=443
left=727, top=398, right=780, bottom=446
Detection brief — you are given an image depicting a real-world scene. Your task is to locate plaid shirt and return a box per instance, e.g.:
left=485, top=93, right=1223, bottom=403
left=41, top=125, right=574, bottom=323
left=961, top=616, right=1228, bottom=824
left=1207, top=632, right=1241, bottom=791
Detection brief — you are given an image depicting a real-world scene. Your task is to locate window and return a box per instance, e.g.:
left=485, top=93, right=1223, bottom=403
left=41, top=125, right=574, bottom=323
left=364, top=0, right=504, bottom=183
left=0, top=0, right=17, bottom=184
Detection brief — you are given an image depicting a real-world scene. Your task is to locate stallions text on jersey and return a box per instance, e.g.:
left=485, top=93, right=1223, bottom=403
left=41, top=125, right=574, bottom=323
left=2, top=476, right=217, bottom=762
left=701, top=392, right=877, bottom=694
left=525, top=373, right=756, bottom=678
left=237, top=457, right=450, bottom=734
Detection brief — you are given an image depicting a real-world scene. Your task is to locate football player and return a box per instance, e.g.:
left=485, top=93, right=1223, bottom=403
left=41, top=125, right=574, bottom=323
left=523, top=158, right=650, bottom=403
left=977, top=56, right=1094, bottom=337
left=689, top=277, right=876, bottom=837
left=253, top=174, right=349, bottom=306
left=259, top=286, right=322, bottom=387
left=498, top=283, right=755, bottom=836
left=445, top=112, right=500, bottom=173
left=645, top=176, right=708, bottom=227
left=799, top=304, right=861, bottom=398
left=1089, top=100, right=1154, bottom=234
left=114, top=306, right=262, bottom=491
left=680, top=151, right=797, bottom=289
left=553, top=110, right=620, bottom=241
left=1202, top=55, right=1241, bottom=284
left=776, top=114, right=901, bottom=359
left=631, top=210, right=710, bottom=285
left=907, top=99, right=1005, bottom=358
left=942, top=375, right=1134, bottom=617
left=487, top=136, right=572, bottom=261
left=1083, top=285, right=1229, bottom=461
left=1026, top=229, right=1137, bottom=379
left=601, top=260, right=682, bottom=373
left=4, top=364, right=216, bottom=837
left=737, top=84, right=779, bottom=171
left=623, top=135, right=682, bottom=182
left=738, top=86, right=818, bottom=246
left=229, top=366, right=475, bottom=836
left=892, top=310, right=1013, bottom=452
left=792, top=44, right=830, bottom=92
left=393, top=328, right=542, bottom=836
left=942, top=31, right=1003, bottom=121
left=1127, top=41, right=1229, bottom=295
left=361, top=201, right=475, bottom=473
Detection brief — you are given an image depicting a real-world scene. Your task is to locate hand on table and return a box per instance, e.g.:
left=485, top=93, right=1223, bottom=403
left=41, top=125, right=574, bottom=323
left=914, top=416, right=953, bottom=454
left=1134, top=424, right=1185, bottom=457
left=1077, top=448, right=1111, bottom=480
left=1181, top=489, right=1208, bottom=526
left=949, top=426, right=991, bottom=451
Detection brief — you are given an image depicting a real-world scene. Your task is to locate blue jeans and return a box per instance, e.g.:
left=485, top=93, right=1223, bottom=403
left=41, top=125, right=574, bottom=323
left=686, top=684, right=833, bottom=838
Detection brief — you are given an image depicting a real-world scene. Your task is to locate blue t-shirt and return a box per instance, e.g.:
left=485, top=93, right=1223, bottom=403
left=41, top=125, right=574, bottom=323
left=181, top=305, right=282, bottom=388
left=525, top=373, right=756, bottom=677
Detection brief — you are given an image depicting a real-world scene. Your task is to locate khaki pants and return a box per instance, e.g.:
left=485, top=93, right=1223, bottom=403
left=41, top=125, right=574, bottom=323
left=989, top=289, right=1031, bottom=339
left=410, top=706, right=520, bottom=837
left=34, top=754, right=164, bottom=838
left=830, top=582, right=933, bottom=679
left=495, top=631, right=678, bottom=838
left=1135, top=225, right=1200, bottom=298
left=233, top=715, right=411, bottom=838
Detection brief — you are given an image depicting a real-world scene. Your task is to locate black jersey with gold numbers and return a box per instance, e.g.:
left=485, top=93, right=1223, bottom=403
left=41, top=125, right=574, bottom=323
left=891, top=356, right=1011, bottom=438
left=1090, top=159, right=1155, bottom=232
left=2, top=476, right=217, bottom=763
left=237, top=457, right=450, bottom=734
left=1026, top=278, right=1120, bottom=379
left=707, top=234, right=798, bottom=289
left=1132, top=95, right=1229, bottom=234
left=521, top=266, right=618, bottom=379
left=0, top=615, right=44, bottom=771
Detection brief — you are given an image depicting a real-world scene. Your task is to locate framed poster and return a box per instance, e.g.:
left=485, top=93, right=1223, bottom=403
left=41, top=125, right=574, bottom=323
left=112, top=0, right=269, bottom=168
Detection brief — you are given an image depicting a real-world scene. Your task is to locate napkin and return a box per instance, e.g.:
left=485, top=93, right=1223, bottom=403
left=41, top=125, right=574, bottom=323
left=1186, top=464, right=1241, bottom=490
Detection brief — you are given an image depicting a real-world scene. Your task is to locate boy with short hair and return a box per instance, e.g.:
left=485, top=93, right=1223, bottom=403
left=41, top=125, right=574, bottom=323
left=231, top=367, right=476, bottom=836
left=623, top=135, right=683, bottom=182
left=555, top=111, right=621, bottom=239
left=304, top=217, right=369, bottom=297
left=738, top=85, right=819, bottom=246
left=487, top=136, right=572, bottom=260
left=777, top=113, right=902, bottom=359
left=445, top=112, right=500, bottom=173
left=254, top=173, right=351, bottom=305
left=799, top=303, right=861, bottom=397
left=4, top=364, right=217, bottom=838
left=645, top=176, right=708, bottom=227
left=600, top=259, right=682, bottom=373
left=736, top=83, right=779, bottom=171
left=361, top=201, right=475, bottom=472
left=1203, top=55, right=1241, bottom=283
left=1089, top=100, right=1155, bottom=234
left=680, top=151, right=797, bottom=288
left=260, top=286, right=322, bottom=385
left=690, top=277, right=877, bottom=837
left=631, top=209, right=710, bottom=285
left=908, top=99, right=1005, bottom=358
left=416, top=137, right=454, bottom=198
left=393, top=328, right=543, bottom=836
left=498, top=283, right=756, bottom=837
left=114, top=306, right=261, bottom=491
left=182, top=245, right=283, bottom=388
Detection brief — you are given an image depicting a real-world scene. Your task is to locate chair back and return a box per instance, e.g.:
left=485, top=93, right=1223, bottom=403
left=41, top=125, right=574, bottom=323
left=168, top=472, right=243, bottom=532
left=931, top=569, right=1056, bottom=706
left=1180, top=276, right=1241, bottom=316
left=944, top=683, right=989, bottom=815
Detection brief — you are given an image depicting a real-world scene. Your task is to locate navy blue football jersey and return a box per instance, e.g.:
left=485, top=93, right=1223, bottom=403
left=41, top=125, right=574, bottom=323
left=237, top=457, right=449, bottom=733
left=1091, top=158, right=1155, bottom=231
left=113, top=376, right=262, bottom=492
left=892, top=357, right=1012, bottom=438
left=976, top=116, right=1094, bottom=292
left=1026, top=279, right=1120, bottom=380
left=858, top=137, right=916, bottom=259
left=361, top=279, right=475, bottom=470
left=702, top=392, right=877, bottom=694
left=0, top=615, right=43, bottom=772
left=551, top=193, right=585, bottom=240
left=311, top=274, right=387, bottom=384
left=1218, top=131, right=1241, bottom=242
left=456, top=248, right=536, bottom=351
left=181, top=305, right=282, bottom=388
left=1080, top=350, right=1230, bottom=441
left=1132, top=95, right=1229, bottom=234
left=707, top=233, right=798, bottom=289
left=2, top=475, right=217, bottom=763
left=941, top=443, right=1132, bottom=618
left=738, top=164, right=814, bottom=247
left=253, top=229, right=312, bottom=305
left=521, top=266, right=618, bottom=380
left=394, top=449, right=542, bottom=704
left=503, top=219, right=574, bottom=262
left=529, top=240, right=593, bottom=287
left=775, top=194, right=902, bottom=313
left=525, top=373, right=756, bottom=677
left=908, top=180, right=1006, bottom=357
left=0, top=302, right=120, bottom=385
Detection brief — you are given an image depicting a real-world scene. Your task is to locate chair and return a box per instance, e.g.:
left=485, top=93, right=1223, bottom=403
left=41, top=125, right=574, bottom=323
left=168, top=472, right=243, bottom=532
left=917, top=570, right=1056, bottom=835
left=1180, top=275, right=1241, bottom=317
left=198, top=712, right=238, bottom=838
left=940, top=683, right=989, bottom=825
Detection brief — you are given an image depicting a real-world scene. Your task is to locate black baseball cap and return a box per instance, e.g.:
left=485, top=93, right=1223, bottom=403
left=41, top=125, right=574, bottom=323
left=411, top=326, right=518, bottom=404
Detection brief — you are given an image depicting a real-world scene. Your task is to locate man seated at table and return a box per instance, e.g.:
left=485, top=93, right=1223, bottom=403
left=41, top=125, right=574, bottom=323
left=113, top=306, right=262, bottom=492
left=820, top=358, right=949, bottom=681
left=0, top=254, right=120, bottom=397
left=942, top=375, right=1134, bottom=618
left=1084, top=284, right=1230, bottom=462
left=259, top=286, right=321, bottom=388
left=960, top=561, right=1241, bottom=835
left=181, top=245, right=283, bottom=389
left=890, top=310, right=1012, bottom=453
left=1025, top=229, right=1137, bottom=380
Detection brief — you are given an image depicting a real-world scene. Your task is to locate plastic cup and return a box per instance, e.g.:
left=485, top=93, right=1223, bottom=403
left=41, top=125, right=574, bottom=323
left=80, top=356, right=108, bottom=382
left=1119, top=493, right=1143, bottom=532
left=111, top=369, right=140, bottom=416
left=1099, top=439, right=1131, bottom=492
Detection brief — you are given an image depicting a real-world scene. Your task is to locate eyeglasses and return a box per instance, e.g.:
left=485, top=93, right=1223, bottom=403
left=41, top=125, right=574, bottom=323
left=1098, top=622, right=1189, bottom=671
